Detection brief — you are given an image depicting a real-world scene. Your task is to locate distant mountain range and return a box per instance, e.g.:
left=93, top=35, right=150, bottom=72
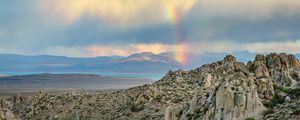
left=0, top=52, right=181, bottom=73
left=0, top=51, right=299, bottom=74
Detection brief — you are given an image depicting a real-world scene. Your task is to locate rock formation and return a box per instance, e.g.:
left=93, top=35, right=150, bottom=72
left=0, top=99, right=16, bottom=120
left=1, top=53, right=300, bottom=120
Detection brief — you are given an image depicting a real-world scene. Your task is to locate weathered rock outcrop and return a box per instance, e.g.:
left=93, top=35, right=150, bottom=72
left=1, top=53, right=300, bottom=120
left=262, top=53, right=300, bottom=87
left=175, top=55, right=268, bottom=120
left=0, top=108, right=16, bottom=120
left=0, top=99, right=16, bottom=120
left=166, top=54, right=300, bottom=120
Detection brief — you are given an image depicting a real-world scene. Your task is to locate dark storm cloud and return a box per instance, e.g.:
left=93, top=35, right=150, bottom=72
left=0, top=0, right=300, bottom=56
left=181, top=13, right=300, bottom=43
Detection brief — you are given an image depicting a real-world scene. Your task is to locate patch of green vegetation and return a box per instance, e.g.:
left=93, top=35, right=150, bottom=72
left=130, top=103, right=144, bottom=112
left=263, top=109, right=275, bottom=116
left=275, top=86, right=300, bottom=96
left=185, top=113, right=202, bottom=120
left=253, top=61, right=264, bottom=69
left=264, top=85, right=294, bottom=109
left=245, top=117, right=255, bottom=120
left=172, top=97, right=183, bottom=103
left=187, top=81, right=194, bottom=84
left=154, top=95, right=162, bottom=102
left=261, top=85, right=299, bottom=118
left=193, top=113, right=201, bottom=119
left=140, top=115, right=150, bottom=120
left=292, top=108, right=300, bottom=115
left=186, top=113, right=193, bottom=120
left=56, top=115, right=91, bottom=120
left=264, top=94, right=285, bottom=108
left=55, top=116, right=77, bottom=120
left=203, top=107, right=209, bottom=113
left=286, top=88, right=300, bottom=96
left=125, top=112, right=131, bottom=116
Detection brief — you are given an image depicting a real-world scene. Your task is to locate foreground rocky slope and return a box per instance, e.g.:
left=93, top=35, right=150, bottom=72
left=1, top=53, right=300, bottom=120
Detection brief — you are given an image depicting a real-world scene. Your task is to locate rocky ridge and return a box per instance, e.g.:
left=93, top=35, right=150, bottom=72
left=1, top=53, right=300, bottom=120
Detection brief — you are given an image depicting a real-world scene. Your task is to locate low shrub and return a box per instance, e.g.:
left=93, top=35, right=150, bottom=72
left=130, top=103, right=144, bottom=112
left=264, top=94, right=285, bottom=108
left=194, top=113, right=201, bottom=119
left=245, top=117, right=255, bottom=120
left=263, top=109, right=275, bottom=116
left=292, top=109, right=300, bottom=115
left=154, top=95, right=162, bottom=101
left=275, top=86, right=300, bottom=96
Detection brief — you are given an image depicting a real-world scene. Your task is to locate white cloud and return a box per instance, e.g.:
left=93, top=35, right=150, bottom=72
left=40, top=0, right=196, bottom=26
left=39, top=43, right=176, bottom=57
left=243, top=40, right=300, bottom=53
left=36, top=39, right=300, bottom=57
left=1, top=39, right=300, bottom=57
left=185, top=39, right=300, bottom=54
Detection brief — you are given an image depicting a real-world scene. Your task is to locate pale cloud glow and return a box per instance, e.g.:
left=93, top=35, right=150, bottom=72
left=187, top=40, right=300, bottom=54
left=1, top=40, right=300, bottom=57
left=243, top=40, right=300, bottom=53
left=40, top=0, right=196, bottom=25
left=40, top=43, right=176, bottom=57
left=28, top=40, right=300, bottom=57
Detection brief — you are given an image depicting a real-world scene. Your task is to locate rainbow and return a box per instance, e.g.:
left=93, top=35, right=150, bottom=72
left=165, top=6, right=188, bottom=65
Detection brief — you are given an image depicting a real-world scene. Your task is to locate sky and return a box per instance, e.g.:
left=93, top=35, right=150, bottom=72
left=0, top=0, right=300, bottom=58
